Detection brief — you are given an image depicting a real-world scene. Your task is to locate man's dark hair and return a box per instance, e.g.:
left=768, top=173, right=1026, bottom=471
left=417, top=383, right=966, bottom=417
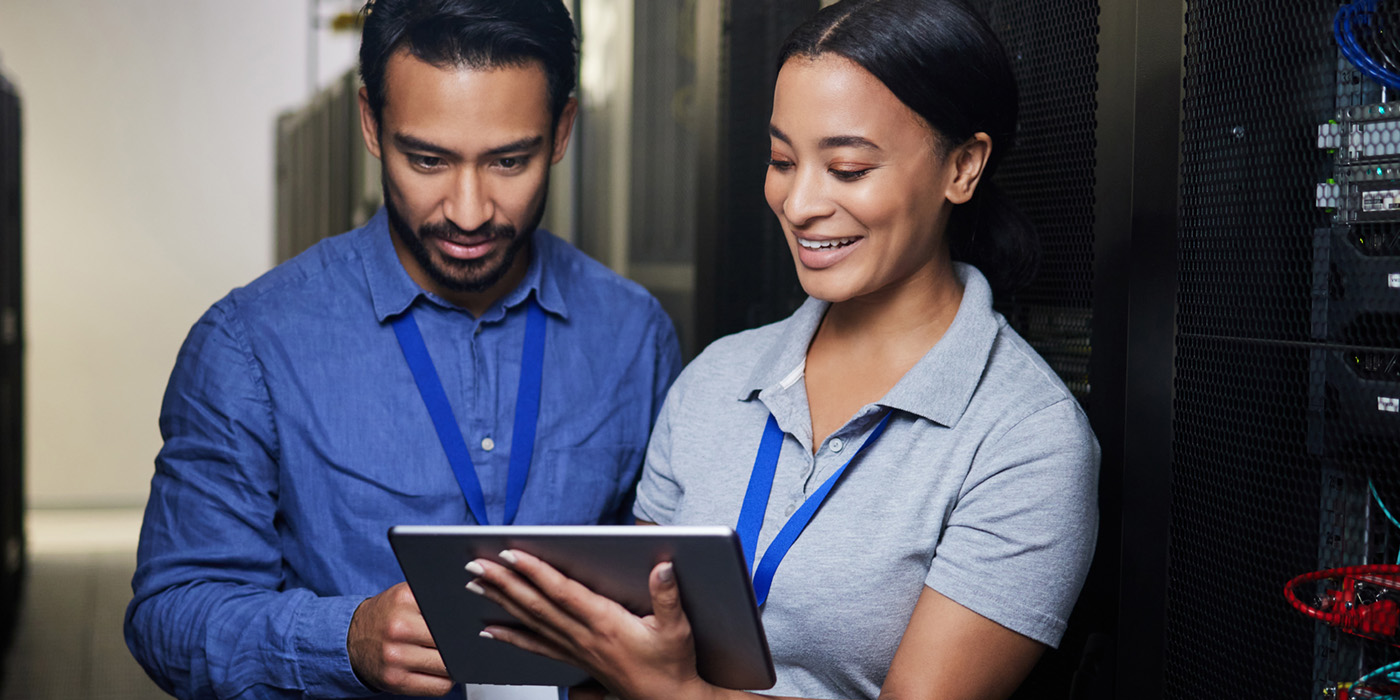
left=359, top=0, right=577, bottom=126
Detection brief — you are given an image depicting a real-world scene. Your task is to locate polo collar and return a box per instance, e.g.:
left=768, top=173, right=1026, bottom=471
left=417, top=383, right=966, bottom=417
left=359, top=207, right=568, bottom=322
left=738, top=263, right=1001, bottom=429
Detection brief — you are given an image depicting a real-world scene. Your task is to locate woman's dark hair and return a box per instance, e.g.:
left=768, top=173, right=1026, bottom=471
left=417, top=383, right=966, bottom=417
left=359, top=0, right=577, bottom=128
left=778, top=0, right=1038, bottom=295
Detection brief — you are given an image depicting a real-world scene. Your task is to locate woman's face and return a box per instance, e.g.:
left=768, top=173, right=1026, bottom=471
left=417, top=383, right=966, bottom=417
left=765, top=54, right=975, bottom=303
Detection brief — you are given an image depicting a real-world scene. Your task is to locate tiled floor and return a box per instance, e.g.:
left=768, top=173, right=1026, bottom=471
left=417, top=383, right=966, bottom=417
left=1, top=508, right=170, bottom=699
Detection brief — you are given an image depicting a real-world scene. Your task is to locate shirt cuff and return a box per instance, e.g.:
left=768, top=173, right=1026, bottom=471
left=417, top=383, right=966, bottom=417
left=292, top=593, right=377, bottom=698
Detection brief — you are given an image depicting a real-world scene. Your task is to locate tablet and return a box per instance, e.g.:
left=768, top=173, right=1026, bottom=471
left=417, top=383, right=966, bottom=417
left=388, top=525, right=775, bottom=690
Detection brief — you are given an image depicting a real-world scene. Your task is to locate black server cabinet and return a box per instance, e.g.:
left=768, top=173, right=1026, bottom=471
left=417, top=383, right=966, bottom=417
left=0, top=64, right=23, bottom=660
left=1106, top=0, right=1400, bottom=697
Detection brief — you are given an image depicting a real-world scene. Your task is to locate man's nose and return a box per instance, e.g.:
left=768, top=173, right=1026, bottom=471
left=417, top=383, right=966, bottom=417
left=443, top=170, right=494, bottom=232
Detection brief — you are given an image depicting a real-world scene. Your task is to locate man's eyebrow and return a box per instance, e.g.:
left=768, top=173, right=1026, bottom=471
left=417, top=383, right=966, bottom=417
left=481, top=135, right=545, bottom=158
left=392, top=133, right=459, bottom=158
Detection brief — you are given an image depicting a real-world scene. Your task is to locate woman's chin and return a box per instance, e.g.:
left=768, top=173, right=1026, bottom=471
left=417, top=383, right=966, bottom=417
left=795, top=270, right=863, bottom=304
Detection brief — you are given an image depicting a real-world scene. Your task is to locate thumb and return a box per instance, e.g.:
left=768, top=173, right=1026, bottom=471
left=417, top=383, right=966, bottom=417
left=648, top=561, right=685, bottom=628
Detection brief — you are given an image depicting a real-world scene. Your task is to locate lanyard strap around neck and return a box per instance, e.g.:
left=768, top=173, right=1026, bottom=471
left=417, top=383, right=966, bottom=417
left=736, top=410, right=893, bottom=607
left=392, top=298, right=547, bottom=525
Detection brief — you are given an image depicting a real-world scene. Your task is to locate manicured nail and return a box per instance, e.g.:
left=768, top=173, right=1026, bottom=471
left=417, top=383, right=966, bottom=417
left=465, top=561, right=486, bottom=576
left=479, top=630, right=495, bottom=640
left=465, top=581, right=485, bottom=595
left=498, top=550, right=519, bottom=565
left=658, top=562, right=675, bottom=583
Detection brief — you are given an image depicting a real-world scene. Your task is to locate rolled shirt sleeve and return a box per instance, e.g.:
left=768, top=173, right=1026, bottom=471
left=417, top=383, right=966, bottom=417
left=124, top=302, right=373, bottom=699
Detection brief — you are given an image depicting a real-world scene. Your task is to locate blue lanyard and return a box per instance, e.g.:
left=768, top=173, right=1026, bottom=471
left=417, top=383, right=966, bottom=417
left=391, top=299, right=546, bottom=525
left=735, top=410, right=893, bottom=607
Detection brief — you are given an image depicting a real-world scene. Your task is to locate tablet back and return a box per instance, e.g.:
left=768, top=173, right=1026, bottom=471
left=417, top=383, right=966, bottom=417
left=388, top=525, right=775, bottom=690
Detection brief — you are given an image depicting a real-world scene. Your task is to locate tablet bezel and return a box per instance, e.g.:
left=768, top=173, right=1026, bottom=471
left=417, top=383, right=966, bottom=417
left=388, top=524, right=775, bottom=690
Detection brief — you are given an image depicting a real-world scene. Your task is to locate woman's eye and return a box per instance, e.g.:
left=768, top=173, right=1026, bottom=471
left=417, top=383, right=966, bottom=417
left=767, top=158, right=795, bottom=171
left=830, top=167, right=874, bottom=181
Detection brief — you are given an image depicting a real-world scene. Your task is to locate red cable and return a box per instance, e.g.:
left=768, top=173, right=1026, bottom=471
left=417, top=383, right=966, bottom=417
left=1285, top=565, right=1400, bottom=641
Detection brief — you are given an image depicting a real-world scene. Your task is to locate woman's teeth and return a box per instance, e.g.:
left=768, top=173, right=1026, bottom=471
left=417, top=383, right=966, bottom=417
left=797, top=236, right=859, bottom=250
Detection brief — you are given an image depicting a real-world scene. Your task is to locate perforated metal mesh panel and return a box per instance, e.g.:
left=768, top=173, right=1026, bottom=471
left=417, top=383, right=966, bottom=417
left=978, top=0, right=1099, bottom=401
left=1172, top=0, right=1400, bottom=696
left=971, top=2, right=1103, bottom=697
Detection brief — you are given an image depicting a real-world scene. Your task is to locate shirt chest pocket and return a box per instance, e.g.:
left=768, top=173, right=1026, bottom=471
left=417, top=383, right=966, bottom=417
left=525, top=445, right=644, bottom=524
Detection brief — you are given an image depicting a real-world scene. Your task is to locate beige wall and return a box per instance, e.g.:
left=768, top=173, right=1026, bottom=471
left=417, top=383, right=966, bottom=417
left=0, top=1, right=358, bottom=507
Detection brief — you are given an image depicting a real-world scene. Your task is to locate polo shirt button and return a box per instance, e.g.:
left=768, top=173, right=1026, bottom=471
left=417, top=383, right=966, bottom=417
left=785, top=502, right=798, bottom=517
left=829, top=438, right=844, bottom=453
left=481, top=437, right=495, bottom=451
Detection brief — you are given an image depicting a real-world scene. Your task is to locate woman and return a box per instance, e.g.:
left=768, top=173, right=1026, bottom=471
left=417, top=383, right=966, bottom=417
left=466, top=0, right=1099, bottom=697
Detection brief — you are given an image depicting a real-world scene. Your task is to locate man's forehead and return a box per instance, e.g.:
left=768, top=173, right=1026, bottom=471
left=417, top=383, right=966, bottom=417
left=380, top=49, right=553, bottom=149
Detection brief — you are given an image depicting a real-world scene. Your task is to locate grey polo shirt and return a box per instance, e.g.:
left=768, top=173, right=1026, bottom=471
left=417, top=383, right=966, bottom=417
left=634, top=264, right=1099, bottom=700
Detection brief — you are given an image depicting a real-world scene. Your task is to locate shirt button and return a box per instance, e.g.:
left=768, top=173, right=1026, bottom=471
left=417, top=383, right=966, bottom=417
left=829, top=438, right=844, bottom=453
left=481, top=437, right=495, bottom=451
left=784, top=502, right=798, bottom=517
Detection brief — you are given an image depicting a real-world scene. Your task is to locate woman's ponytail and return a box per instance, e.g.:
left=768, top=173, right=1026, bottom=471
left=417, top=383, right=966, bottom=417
left=947, top=181, right=1039, bottom=297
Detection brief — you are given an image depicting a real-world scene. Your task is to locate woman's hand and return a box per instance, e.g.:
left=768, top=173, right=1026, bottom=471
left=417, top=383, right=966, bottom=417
left=467, top=550, right=716, bottom=700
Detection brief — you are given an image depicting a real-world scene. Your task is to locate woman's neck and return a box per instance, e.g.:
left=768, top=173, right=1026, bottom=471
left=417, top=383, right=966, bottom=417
left=817, top=257, right=965, bottom=361
left=801, top=257, right=965, bottom=451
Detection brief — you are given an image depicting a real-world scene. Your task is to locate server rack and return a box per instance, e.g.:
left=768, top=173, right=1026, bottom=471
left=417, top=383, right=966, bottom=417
left=0, top=61, right=24, bottom=662
left=274, top=69, right=380, bottom=263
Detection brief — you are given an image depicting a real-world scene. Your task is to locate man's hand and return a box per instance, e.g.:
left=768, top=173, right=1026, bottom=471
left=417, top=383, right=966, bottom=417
left=348, top=582, right=456, bottom=697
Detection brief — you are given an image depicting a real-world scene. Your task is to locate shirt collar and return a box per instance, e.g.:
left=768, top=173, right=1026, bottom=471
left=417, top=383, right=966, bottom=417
left=738, top=263, right=1001, bottom=429
left=359, top=207, right=569, bottom=322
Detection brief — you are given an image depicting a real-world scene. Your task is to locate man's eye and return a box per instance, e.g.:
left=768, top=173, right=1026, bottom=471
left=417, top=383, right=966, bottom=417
left=410, top=155, right=444, bottom=169
left=497, top=156, right=529, bottom=170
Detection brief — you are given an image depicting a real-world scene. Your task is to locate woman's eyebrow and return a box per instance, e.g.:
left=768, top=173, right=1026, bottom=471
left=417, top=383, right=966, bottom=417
left=818, top=135, right=881, bottom=151
left=768, top=125, right=882, bottom=152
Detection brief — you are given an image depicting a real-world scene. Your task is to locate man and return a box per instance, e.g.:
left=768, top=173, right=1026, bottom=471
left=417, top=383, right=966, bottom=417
left=123, top=1, right=681, bottom=698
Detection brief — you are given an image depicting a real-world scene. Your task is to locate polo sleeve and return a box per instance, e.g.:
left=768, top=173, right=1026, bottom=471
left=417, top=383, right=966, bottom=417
left=923, top=398, right=1099, bottom=648
left=633, top=366, right=690, bottom=526
left=123, top=301, right=374, bottom=699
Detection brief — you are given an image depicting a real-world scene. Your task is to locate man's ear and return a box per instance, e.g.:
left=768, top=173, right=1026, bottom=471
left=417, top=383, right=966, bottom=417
left=358, top=86, right=383, bottom=160
left=943, top=132, right=993, bottom=205
left=549, top=97, right=579, bottom=165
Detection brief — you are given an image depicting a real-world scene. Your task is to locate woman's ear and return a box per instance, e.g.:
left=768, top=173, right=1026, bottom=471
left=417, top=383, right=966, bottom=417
left=943, top=132, right=993, bottom=205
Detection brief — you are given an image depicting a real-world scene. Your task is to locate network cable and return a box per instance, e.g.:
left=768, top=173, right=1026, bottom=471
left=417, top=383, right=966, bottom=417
left=1336, top=0, right=1400, bottom=91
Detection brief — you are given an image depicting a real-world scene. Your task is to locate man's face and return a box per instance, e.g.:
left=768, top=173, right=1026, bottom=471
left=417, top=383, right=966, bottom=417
left=360, top=50, right=576, bottom=306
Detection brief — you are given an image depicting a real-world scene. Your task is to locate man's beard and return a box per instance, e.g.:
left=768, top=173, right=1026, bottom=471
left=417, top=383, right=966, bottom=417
left=382, top=169, right=547, bottom=295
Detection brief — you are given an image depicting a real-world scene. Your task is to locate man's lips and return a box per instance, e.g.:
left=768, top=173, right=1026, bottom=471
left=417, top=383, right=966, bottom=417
left=430, top=233, right=499, bottom=261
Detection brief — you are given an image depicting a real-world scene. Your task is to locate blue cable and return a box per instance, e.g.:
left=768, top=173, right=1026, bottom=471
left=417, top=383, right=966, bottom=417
left=1347, top=2, right=1400, bottom=89
left=1335, top=0, right=1400, bottom=91
left=1336, top=5, right=1395, bottom=88
left=1354, top=658, right=1400, bottom=697
left=1370, top=479, right=1400, bottom=565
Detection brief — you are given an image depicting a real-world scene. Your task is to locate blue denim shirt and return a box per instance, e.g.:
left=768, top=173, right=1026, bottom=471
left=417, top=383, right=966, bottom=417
left=125, top=209, right=681, bottom=699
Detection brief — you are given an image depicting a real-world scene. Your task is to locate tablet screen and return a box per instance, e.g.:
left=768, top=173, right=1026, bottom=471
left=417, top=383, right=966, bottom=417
left=389, top=525, right=775, bottom=690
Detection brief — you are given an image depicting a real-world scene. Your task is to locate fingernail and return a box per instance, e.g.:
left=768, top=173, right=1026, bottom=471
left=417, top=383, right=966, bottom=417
left=658, top=562, right=675, bottom=583
left=479, top=630, right=495, bottom=640
left=498, top=550, right=519, bottom=565
left=465, top=561, right=486, bottom=576
left=465, top=581, right=485, bottom=595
